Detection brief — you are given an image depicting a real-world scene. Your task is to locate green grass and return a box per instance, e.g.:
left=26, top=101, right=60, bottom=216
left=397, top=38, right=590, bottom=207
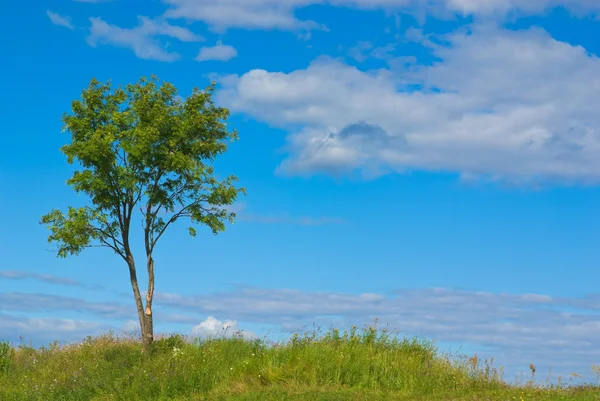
left=1, top=322, right=599, bottom=400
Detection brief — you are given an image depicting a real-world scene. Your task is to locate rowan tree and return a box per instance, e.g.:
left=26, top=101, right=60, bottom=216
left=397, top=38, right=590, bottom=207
left=40, top=76, right=244, bottom=351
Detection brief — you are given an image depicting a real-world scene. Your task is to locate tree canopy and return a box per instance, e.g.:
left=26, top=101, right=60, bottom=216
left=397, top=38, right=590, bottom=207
left=41, top=75, right=245, bottom=349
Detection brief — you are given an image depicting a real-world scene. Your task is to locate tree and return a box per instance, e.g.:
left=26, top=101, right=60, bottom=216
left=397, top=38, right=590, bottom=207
left=40, top=76, right=245, bottom=351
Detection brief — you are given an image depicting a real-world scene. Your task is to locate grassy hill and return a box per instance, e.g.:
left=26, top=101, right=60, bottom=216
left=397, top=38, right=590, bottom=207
left=1, top=323, right=598, bottom=400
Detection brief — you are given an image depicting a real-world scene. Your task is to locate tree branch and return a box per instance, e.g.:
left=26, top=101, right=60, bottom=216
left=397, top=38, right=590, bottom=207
left=150, top=204, right=194, bottom=251
left=149, top=176, right=195, bottom=226
left=145, top=169, right=165, bottom=255
left=99, top=238, right=127, bottom=261
left=90, top=226, right=126, bottom=260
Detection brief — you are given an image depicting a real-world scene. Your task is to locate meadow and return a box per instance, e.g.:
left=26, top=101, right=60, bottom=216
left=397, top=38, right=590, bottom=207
left=1, top=322, right=599, bottom=400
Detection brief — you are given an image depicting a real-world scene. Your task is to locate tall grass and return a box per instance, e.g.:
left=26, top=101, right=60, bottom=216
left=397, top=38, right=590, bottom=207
left=0, top=322, right=599, bottom=400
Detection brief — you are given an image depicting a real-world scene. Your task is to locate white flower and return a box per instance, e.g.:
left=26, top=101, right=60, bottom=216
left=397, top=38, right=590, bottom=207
left=172, top=347, right=183, bottom=357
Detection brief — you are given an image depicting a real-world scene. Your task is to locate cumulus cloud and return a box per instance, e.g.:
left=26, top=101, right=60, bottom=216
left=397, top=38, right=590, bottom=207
left=161, top=0, right=600, bottom=31
left=195, top=40, right=238, bottom=61
left=191, top=316, right=256, bottom=339
left=47, top=10, right=75, bottom=30
left=86, top=16, right=203, bottom=61
left=216, top=25, right=600, bottom=183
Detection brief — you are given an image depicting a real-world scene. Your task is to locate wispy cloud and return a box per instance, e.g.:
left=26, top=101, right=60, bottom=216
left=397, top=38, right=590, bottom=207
left=0, top=312, right=105, bottom=346
left=162, top=0, right=600, bottom=32
left=46, top=10, right=75, bottom=30
left=86, top=16, right=203, bottom=61
left=0, top=270, right=104, bottom=291
left=345, top=40, right=397, bottom=63
left=163, top=0, right=327, bottom=32
left=226, top=202, right=346, bottom=226
left=195, top=40, right=237, bottom=62
left=0, top=291, right=208, bottom=327
left=0, top=292, right=135, bottom=319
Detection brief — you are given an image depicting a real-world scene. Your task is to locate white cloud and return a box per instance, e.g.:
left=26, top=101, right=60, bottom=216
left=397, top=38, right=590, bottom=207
left=346, top=40, right=397, bottom=62
left=0, top=292, right=210, bottom=327
left=222, top=202, right=346, bottom=225
left=47, top=10, right=75, bottom=30
left=161, top=0, right=600, bottom=31
left=195, top=40, right=238, bottom=61
left=191, top=316, right=256, bottom=339
left=122, top=319, right=140, bottom=333
left=86, top=16, right=203, bottom=61
left=216, top=25, right=600, bottom=183
left=0, top=292, right=137, bottom=319
left=0, top=270, right=104, bottom=290
left=435, top=0, right=600, bottom=16
left=0, top=313, right=105, bottom=346
left=163, top=0, right=326, bottom=32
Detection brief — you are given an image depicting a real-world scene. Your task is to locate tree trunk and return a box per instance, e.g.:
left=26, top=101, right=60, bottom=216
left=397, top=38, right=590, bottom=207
left=126, top=254, right=153, bottom=352
left=142, top=255, right=155, bottom=350
left=141, top=313, right=153, bottom=351
left=141, top=202, right=156, bottom=353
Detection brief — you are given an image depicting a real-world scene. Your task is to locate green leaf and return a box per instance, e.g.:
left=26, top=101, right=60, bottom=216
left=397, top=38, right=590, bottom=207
left=42, top=75, right=245, bottom=260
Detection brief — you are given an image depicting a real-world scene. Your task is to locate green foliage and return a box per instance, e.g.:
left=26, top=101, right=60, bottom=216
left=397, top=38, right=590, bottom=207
left=0, top=341, right=14, bottom=374
left=149, top=334, right=187, bottom=357
left=40, top=207, right=109, bottom=258
left=40, top=75, right=245, bottom=260
left=102, top=343, right=141, bottom=368
left=1, top=325, right=598, bottom=400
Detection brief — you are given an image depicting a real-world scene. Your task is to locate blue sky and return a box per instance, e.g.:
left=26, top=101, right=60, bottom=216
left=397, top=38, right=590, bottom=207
left=2, top=0, right=600, bottom=386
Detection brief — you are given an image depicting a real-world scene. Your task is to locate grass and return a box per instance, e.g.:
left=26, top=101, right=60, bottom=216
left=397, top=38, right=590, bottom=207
left=1, top=322, right=599, bottom=400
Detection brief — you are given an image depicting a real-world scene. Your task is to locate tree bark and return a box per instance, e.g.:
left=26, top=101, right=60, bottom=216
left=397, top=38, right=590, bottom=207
left=126, top=253, right=153, bottom=352
left=142, top=255, right=155, bottom=350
